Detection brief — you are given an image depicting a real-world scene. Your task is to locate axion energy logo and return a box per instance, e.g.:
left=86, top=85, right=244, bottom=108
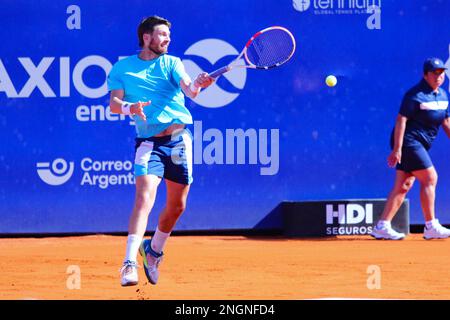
left=0, top=55, right=111, bottom=98
left=182, top=39, right=246, bottom=108
left=36, top=158, right=75, bottom=186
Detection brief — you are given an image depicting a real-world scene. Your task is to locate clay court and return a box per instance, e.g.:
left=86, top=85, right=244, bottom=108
left=1, top=234, right=450, bottom=300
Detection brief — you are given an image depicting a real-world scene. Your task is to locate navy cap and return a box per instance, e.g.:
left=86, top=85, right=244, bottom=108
left=423, top=57, right=447, bottom=72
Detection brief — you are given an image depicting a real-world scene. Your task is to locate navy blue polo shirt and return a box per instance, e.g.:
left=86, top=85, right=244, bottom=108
left=391, top=79, right=449, bottom=150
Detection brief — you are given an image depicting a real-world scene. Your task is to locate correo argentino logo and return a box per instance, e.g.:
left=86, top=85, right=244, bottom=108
left=37, top=158, right=74, bottom=186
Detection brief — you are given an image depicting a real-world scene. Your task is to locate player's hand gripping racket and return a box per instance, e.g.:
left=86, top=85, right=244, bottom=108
left=209, top=26, right=296, bottom=79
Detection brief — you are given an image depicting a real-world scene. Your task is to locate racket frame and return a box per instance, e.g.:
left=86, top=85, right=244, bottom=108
left=209, top=26, right=296, bottom=79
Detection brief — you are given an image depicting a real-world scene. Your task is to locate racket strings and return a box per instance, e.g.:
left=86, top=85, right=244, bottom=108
left=246, top=29, right=295, bottom=68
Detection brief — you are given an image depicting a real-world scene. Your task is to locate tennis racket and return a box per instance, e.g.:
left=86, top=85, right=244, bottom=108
left=209, top=26, right=296, bottom=79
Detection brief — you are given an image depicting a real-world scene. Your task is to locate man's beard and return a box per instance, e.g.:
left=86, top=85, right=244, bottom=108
left=148, top=40, right=168, bottom=55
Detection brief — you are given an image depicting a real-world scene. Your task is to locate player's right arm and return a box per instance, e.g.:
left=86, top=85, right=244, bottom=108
left=180, top=73, right=214, bottom=99
left=388, top=114, right=407, bottom=167
left=388, top=94, right=416, bottom=168
left=109, top=89, right=150, bottom=121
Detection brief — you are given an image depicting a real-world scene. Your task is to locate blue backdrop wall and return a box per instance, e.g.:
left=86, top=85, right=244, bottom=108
left=1, top=0, right=449, bottom=233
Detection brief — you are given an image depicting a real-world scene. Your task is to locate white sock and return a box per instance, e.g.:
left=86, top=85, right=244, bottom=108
left=124, top=234, right=142, bottom=263
left=425, top=219, right=438, bottom=229
left=151, top=227, right=171, bottom=254
left=377, top=220, right=391, bottom=229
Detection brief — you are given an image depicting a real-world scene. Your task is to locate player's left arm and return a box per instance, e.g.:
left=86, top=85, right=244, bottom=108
left=442, top=116, right=450, bottom=138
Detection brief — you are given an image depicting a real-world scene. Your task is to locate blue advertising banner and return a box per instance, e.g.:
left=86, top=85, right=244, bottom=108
left=1, top=0, right=449, bottom=233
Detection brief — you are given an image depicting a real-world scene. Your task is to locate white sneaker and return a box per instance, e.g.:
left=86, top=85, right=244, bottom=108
left=423, top=220, right=450, bottom=240
left=370, top=225, right=405, bottom=240
left=120, top=260, right=139, bottom=286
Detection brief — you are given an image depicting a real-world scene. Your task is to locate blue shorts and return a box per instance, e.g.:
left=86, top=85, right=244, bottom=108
left=396, top=145, right=433, bottom=173
left=134, top=129, right=193, bottom=185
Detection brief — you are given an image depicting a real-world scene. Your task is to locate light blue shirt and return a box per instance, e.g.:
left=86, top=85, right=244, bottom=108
left=107, top=54, right=192, bottom=138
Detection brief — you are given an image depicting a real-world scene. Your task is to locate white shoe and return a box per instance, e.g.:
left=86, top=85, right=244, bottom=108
left=370, top=225, right=405, bottom=240
left=423, top=220, right=450, bottom=240
left=120, top=260, right=139, bottom=286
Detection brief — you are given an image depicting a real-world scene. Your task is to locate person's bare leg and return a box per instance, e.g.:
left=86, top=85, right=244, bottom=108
left=124, top=174, right=161, bottom=262
left=412, top=167, right=437, bottom=222
left=158, top=179, right=190, bottom=232
left=121, top=174, right=161, bottom=286
left=414, top=166, right=450, bottom=239
left=379, top=170, right=415, bottom=221
left=128, top=174, right=162, bottom=236
left=148, top=179, right=190, bottom=254
left=140, top=179, right=191, bottom=285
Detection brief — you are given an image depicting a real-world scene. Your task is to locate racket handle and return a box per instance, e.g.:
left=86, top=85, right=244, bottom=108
left=209, top=66, right=230, bottom=79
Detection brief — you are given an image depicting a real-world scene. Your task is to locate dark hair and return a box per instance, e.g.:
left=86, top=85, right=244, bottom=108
left=137, top=16, right=171, bottom=47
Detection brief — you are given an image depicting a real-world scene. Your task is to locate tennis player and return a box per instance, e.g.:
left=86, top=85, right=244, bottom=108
left=371, top=58, right=450, bottom=240
left=108, top=15, right=214, bottom=286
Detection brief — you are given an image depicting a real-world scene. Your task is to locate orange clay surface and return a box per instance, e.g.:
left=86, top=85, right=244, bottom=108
left=1, top=234, right=450, bottom=300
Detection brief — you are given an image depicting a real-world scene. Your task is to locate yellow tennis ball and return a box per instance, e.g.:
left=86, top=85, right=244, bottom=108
left=325, top=75, right=337, bottom=87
